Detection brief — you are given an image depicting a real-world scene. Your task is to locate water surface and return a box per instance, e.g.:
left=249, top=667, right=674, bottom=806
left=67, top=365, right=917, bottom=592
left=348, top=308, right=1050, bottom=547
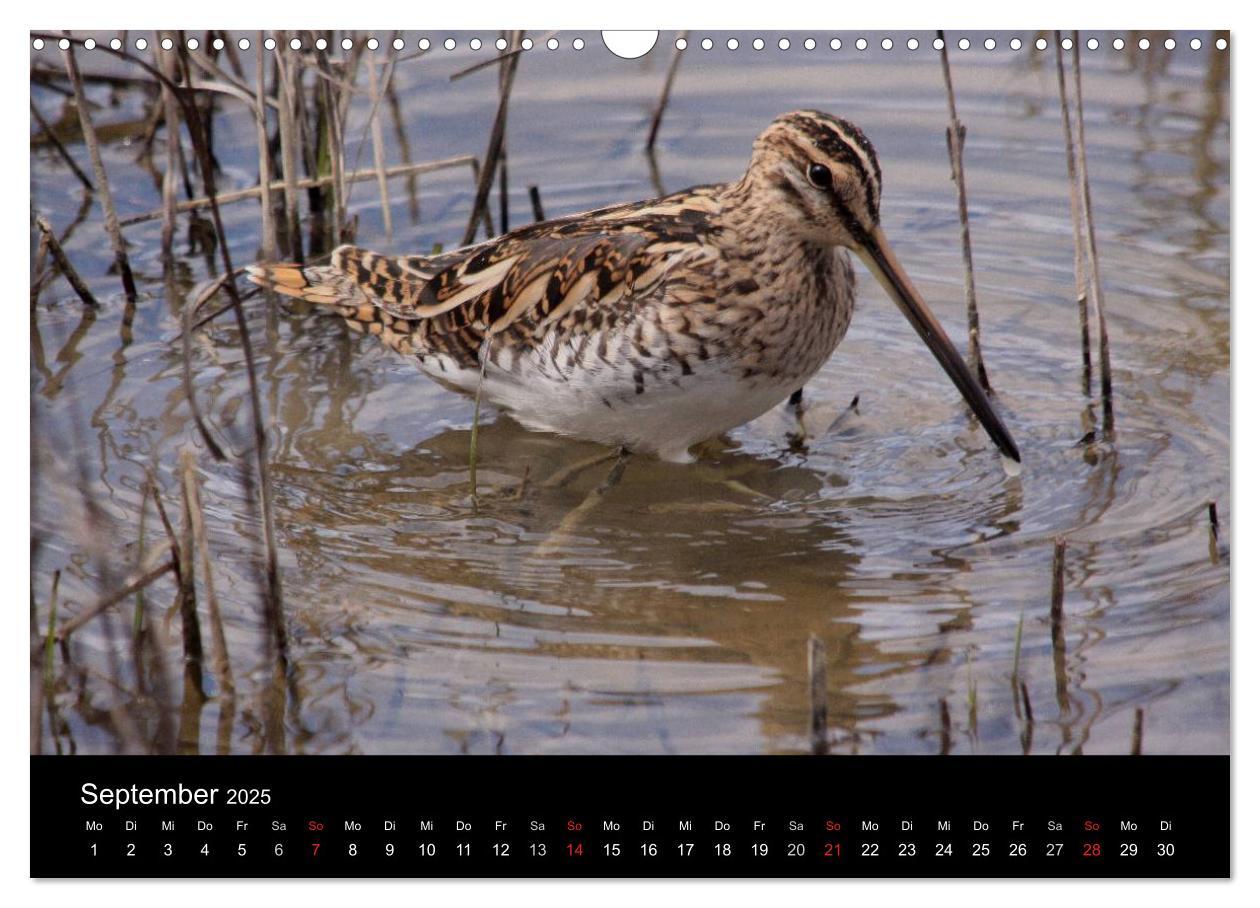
left=31, top=32, right=1229, bottom=755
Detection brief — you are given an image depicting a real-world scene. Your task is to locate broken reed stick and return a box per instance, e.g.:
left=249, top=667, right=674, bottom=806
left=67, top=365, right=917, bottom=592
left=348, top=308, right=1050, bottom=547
left=60, top=38, right=137, bottom=301
left=646, top=31, right=688, bottom=151
left=1070, top=31, right=1115, bottom=437
left=937, top=31, right=991, bottom=394
left=1207, top=500, right=1221, bottom=565
left=1053, top=33, right=1093, bottom=397
left=938, top=698, right=952, bottom=755
left=807, top=634, right=829, bottom=756
left=177, top=463, right=207, bottom=697
left=1050, top=536, right=1066, bottom=614
left=55, top=555, right=176, bottom=642
left=462, top=31, right=522, bottom=246
left=29, top=100, right=94, bottom=191
left=35, top=215, right=99, bottom=308
left=1130, top=707, right=1145, bottom=755
left=180, top=449, right=235, bottom=698
left=528, top=184, right=546, bottom=222
left=254, top=33, right=277, bottom=260
left=119, top=155, right=476, bottom=227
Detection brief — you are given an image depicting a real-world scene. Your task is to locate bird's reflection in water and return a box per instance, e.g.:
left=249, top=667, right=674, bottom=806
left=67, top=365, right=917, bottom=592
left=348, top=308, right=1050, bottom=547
left=268, top=408, right=997, bottom=753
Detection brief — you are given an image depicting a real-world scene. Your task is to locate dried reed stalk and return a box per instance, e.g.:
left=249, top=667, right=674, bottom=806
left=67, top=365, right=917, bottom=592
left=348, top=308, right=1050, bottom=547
left=55, top=554, right=175, bottom=642
left=254, top=33, right=277, bottom=259
left=366, top=50, right=393, bottom=240
left=120, top=155, right=476, bottom=226
left=938, top=31, right=991, bottom=394
left=462, top=31, right=522, bottom=245
left=180, top=449, right=235, bottom=698
left=1070, top=32, right=1115, bottom=436
left=529, top=185, right=546, bottom=222
left=647, top=32, right=688, bottom=151
left=60, top=38, right=137, bottom=301
left=35, top=215, right=99, bottom=308
left=156, top=35, right=182, bottom=256
left=273, top=35, right=304, bottom=262
left=29, top=99, right=94, bottom=191
left=1053, top=33, right=1093, bottom=395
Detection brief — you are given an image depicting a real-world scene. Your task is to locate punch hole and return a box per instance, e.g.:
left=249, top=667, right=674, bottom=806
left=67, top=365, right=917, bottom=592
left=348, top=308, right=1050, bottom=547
left=933, top=37, right=944, bottom=50
left=264, top=38, right=276, bottom=50
left=1138, top=38, right=1150, bottom=50
left=906, top=38, right=919, bottom=51
left=186, top=37, right=199, bottom=50
left=1190, top=38, right=1202, bottom=50
left=601, top=31, right=657, bottom=59
left=701, top=38, right=713, bottom=50
left=1062, top=37, right=1074, bottom=50
left=804, top=38, right=816, bottom=50
left=1165, top=38, right=1176, bottom=50
left=369, top=38, right=381, bottom=50
left=1010, top=38, right=1022, bottom=51
left=291, top=38, right=303, bottom=50
left=443, top=38, right=455, bottom=51
left=521, top=38, right=534, bottom=50
left=753, top=38, right=765, bottom=51
left=161, top=37, right=173, bottom=50
left=984, top=37, right=996, bottom=50
left=829, top=38, right=840, bottom=50
left=547, top=37, right=559, bottom=50
left=573, top=38, right=584, bottom=50
left=497, top=37, right=508, bottom=51
left=1035, top=37, right=1047, bottom=50
left=880, top=38, right=892, bottom=51
left=84, top=38, right=96, bottom=50
left=469, top=38, right=482, bottom=51
left=778, top=38, right=790, bottom=50
left=855, top=38, right=867, bottom=51
left=957, top=37, right=970, bottom=50
left=237, top=38, right=249, bottom=51
left=343, top=37, right=355, bottom=50
left=1113, top=38, right=1124, bottom=51
left=136, top=37, right=148, bottom=50
left=1216, top=37, right=1228, bottom=50
left=418, top=38, right=431, bottom=50
left=727, top=38, right=739, bottom=51
left=393, top=38, right=405, bottom=50
left=1087, top=37, right=1099, bottom=50
left=32, top=38, right=43, bottom=50
left=212, top=37, right=223, bottom=50
left=675, top=37, right=688, bottom=50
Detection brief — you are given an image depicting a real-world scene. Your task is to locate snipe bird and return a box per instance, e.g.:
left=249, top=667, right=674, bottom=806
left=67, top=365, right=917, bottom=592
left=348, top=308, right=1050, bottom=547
left=248, top=110, right=1020, bottom=464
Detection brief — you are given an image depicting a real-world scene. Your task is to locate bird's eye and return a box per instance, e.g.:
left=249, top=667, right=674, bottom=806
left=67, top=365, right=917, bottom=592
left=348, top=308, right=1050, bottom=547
left=807, top=163, right=832, bottom=189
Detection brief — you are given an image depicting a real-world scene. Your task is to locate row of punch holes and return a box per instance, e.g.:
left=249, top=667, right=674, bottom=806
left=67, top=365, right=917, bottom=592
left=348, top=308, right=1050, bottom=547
left=31, top=34, right=1229, bottom=54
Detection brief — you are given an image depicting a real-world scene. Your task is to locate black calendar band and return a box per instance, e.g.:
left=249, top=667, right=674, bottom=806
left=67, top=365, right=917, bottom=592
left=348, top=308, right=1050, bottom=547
left=31, top=754, right=1229, bottom=879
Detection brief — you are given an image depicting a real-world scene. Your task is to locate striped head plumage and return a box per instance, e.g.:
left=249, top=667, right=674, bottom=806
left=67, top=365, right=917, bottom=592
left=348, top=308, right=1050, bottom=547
left=739, top=110, right=884, bottom=250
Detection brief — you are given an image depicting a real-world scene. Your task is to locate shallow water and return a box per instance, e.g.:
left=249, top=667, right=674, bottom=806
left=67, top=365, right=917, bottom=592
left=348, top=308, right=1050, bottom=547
left=31, top=32, right=1229, bottom=755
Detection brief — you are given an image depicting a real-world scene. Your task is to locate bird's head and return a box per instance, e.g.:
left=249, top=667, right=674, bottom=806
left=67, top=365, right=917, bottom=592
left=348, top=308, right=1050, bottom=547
left=745, top=110, right=1021, bottom=463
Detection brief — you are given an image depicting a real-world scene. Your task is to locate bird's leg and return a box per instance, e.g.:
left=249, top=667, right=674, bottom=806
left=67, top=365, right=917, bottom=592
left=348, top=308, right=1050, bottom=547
left=785, top=387, right=809, bottom=451
left=538, top=447, right=623, bottom=490
left=534, top=447, right=630, bottom=556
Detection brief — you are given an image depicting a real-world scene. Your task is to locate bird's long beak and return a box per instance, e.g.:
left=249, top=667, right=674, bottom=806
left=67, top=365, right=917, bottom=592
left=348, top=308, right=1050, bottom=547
left=855, top=227, right=1021, bottom=463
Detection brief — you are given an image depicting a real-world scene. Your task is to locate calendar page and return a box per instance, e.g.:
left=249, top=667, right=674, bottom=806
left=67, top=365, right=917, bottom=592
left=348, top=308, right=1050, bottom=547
left=29, top=26, right=1230, bottom=880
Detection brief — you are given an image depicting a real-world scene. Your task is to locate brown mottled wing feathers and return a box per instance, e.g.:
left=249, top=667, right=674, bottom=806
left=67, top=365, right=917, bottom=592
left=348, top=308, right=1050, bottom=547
left=246, top=186, right=722, bottom=367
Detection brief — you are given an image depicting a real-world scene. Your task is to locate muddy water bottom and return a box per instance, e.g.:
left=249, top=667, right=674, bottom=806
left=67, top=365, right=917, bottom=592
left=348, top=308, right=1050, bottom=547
left=31, top=33, right=1228, bottom=755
